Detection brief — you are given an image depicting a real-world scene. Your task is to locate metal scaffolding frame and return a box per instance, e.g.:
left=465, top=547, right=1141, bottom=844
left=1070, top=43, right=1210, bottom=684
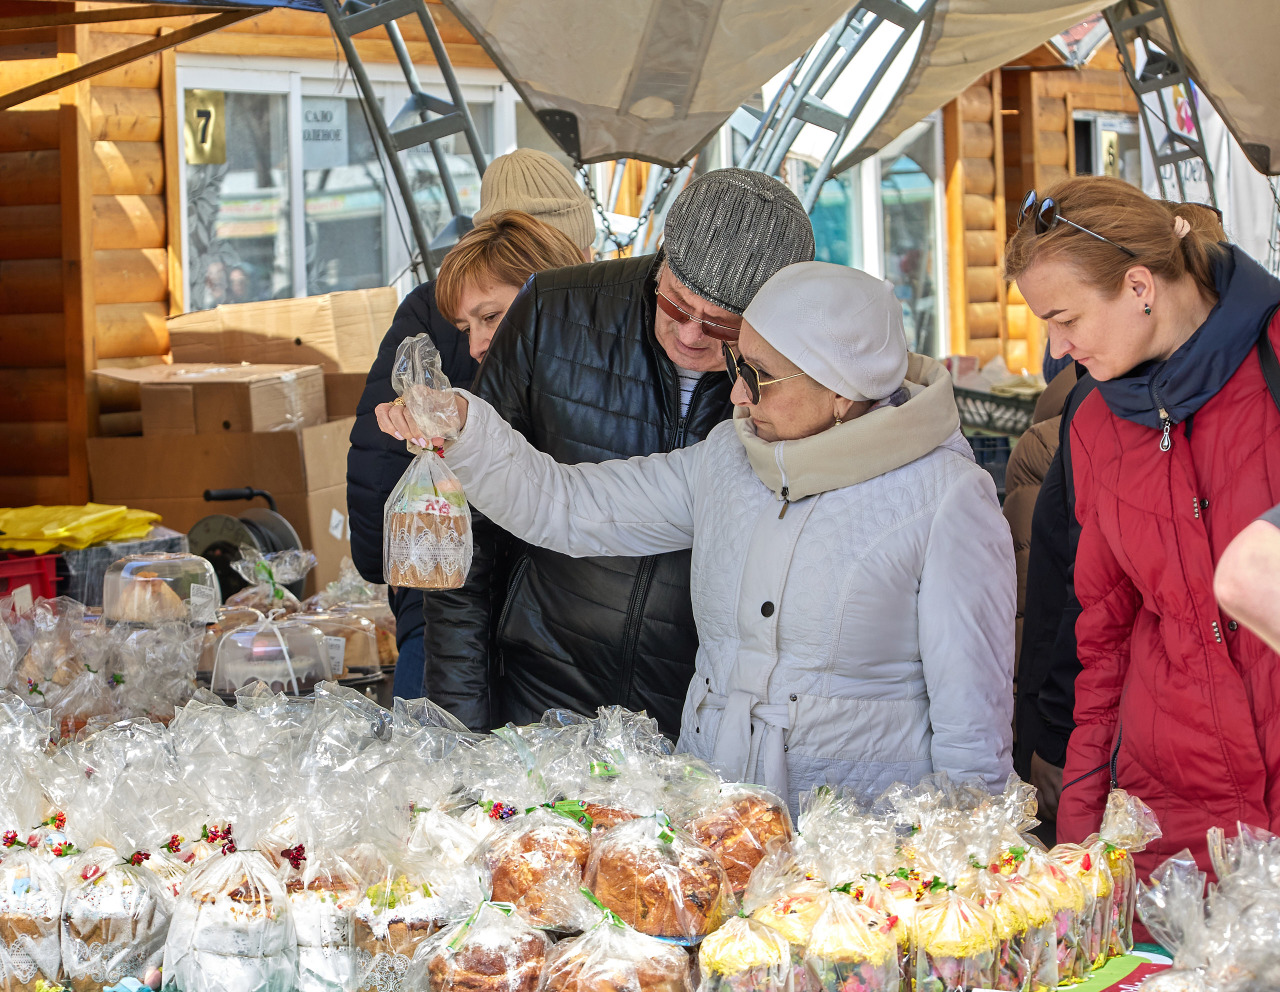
left=1105, top=0, right=1217, bottom=206
left=321, top=0, right=488, bottom=280
left=734, top=0, right=934, bottom=212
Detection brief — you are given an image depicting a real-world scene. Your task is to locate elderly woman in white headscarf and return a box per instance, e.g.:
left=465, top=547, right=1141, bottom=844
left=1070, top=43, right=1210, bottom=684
left=378, top=261, right=1016, bottom=808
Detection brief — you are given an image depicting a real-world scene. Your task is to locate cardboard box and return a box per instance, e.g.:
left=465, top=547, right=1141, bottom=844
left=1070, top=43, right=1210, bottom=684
left=86, top=418, right=356, bottom=593
left=324, top=371, right=369, bottom=422
left=166, top=288, right=398, bottom=374
left=96, top=364, right=327, bottom=435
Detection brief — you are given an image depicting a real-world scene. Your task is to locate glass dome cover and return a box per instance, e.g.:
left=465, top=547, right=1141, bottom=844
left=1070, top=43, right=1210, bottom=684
left=210, top=614, right=333, bottom=696
left=103, top=553, right=220, bottom=624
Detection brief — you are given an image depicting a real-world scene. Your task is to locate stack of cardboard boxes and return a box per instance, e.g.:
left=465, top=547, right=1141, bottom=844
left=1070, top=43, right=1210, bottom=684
left=86, top=288, right=399, bottom=593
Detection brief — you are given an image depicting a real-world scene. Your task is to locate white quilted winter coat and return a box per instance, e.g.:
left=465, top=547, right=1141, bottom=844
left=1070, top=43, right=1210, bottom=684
left=444, top=366, right=1015, bottom=810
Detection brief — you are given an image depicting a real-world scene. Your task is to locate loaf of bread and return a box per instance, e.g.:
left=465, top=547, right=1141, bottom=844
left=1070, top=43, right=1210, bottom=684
left=586, top=816, right=730, bottom=941
left=420, top=903, right=548, bottom=992
left=542, top=919, right=693, bottom=992
left=686, top=789, right=791, bottom=895
left=483, top=810, right=592, bottom=930
left=385, top=510, right=470, bottom=590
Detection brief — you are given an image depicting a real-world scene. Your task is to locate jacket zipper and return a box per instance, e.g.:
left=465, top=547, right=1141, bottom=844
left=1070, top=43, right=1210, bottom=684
left=1150, top=365, right=1173, bottom=451
left=615, top=368, right=708, bottom=706
left=1109, top=719, right=1124, bottom=790
left=775, top=442, right=790, bottom=519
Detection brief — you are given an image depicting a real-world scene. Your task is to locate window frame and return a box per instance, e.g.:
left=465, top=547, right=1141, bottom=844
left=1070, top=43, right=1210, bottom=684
left=176, top=54, right=511, bottom=309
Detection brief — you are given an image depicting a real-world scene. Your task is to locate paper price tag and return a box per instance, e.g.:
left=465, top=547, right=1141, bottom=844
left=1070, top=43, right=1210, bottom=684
left=325, top=636, right=346, bottom=673
left=11, top=584, right=33, bottom=615
left=188, top=583, right=216, bottom=624
left=329, top=509, right=345, bottom=541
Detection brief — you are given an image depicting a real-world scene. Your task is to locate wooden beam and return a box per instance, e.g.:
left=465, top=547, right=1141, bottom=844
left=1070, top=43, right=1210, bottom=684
left=0, top=312, right=63, bottom=368
left=92, top=139, right=163, bottom=195
left=175, top=31, right=491, bottom=67
left=0, top=203, right=60, bottom=259
left=0, top=368, right=65, bottom=421
left=0, top=422, right=69, bottom=476
left=60, top=19, right=94, bottom=498
left=0, top=109, right=59, bottom=151
left=0, top=9, right=259, bottom=111
left=96, top=300, right=168, bottom=358
left=160, top=25, right=181, bottom=314
left=0, top=4, right=221, bottom=31
left=0, top=148, right=60, bottom=204
left=991, top=70, right=1009, bottom=365
left=942, top=96, right=966, bottom=357
left=0, top=258, right=61, bottom=311
left=93, top=193, right=165, bottom=249
left=90, top=85, right=161, bottom=141
left=93, top=246, right=167, bottom=304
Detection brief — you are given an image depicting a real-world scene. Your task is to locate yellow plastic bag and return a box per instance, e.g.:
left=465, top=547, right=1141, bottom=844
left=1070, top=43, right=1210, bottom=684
left=0, top=504, right=161, bottom=551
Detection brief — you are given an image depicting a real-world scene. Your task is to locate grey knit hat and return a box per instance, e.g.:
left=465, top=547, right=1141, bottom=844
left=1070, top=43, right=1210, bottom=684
left=663, top=169, right=815, bottom=315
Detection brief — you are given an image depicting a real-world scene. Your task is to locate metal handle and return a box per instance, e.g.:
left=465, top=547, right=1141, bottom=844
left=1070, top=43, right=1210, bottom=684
left=202, top=488, right=278, bottom=513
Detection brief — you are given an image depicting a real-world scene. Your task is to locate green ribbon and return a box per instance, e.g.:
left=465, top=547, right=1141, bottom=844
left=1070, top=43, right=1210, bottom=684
left=448, top=901, right=516, bottom=950
left=254, top=560, right=285, bottom=601
left=527, top=800, right=595, bottom=831
left=580, top=887, right=626, bottom=929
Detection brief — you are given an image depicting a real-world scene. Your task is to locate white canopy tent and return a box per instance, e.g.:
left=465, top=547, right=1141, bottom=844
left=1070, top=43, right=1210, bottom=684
left=445, top=0, right=1280, bottom=188
left=441, top=0, right=853, bottom=167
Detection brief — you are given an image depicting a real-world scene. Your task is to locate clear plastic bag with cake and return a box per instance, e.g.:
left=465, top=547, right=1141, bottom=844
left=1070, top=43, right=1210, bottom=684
left=0, top=756, right=64, bottom=991
left=383, top=334, right=471, bottom=591
left=210, top=614, right=333, bottom=697
left=1016, top=846, right=1085, bottom=985
left=55, top=738, right=176, bottom=992
left=1094, top=788, right=1161, bottom=957
left=743, top=846, right=830, bottom=992
left=161, top=754, right=298, bottom=992
left=684, top=783, right=792, bottom=898
left=103, top=553, right=220, bottom=625
left=802, top=891, right=900, bottom=992
left=225, top=549, right=317, bottom=616
left=697, top=913, right=793, bottom=992
left=406, top=900, right=550, bottom=992
left=1048, top=839, right=1113, bottom=976
left=541, top=901, right=694, bottom=992
left=583, top=811, right=735, bottom=944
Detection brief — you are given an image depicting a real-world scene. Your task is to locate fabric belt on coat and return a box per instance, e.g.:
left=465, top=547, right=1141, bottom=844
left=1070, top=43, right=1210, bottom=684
left=691, top=684, right=791, bottom=800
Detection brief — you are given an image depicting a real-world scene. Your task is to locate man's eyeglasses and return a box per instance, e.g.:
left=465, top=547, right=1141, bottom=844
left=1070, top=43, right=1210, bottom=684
left=723, top=342, right=805, bottom=404
left=1018, top=190, right=1137, bottom=258
left=656, top=289, right=743, bottom=342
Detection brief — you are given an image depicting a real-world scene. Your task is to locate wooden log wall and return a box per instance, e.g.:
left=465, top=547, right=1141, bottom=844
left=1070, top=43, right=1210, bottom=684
left=0, top=2, right=91, bottom=503
left=942, top=74, right=1006, bottom=367
left=999, top=57, right=1139, bottom=373
left=0, top=1, right=491, bottom=505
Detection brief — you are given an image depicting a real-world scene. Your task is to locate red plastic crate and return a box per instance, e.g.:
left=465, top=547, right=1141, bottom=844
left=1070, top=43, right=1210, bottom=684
left=0, top=553, right=59, bottom=604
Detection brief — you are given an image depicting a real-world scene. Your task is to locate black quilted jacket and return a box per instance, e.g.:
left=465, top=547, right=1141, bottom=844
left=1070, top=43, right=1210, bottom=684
left=423, top=253, right=734, bottom=737
left=346, top=282, right=478, bottom=647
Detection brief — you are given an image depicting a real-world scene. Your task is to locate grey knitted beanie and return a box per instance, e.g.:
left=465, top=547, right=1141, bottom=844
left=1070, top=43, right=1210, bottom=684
left=663, top=168, right=815, bottom=314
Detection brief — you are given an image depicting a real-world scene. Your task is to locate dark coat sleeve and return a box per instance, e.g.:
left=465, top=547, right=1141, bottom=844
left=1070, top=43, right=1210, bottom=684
left=345, top=283, right=478, bottom=638
left=420, top=277, right=537, bottom=730
left=1013, top=371, right=1096, bottom=775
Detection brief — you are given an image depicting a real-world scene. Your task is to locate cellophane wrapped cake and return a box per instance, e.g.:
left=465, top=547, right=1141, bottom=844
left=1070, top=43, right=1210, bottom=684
left=383, top=333, right=472, bottom=591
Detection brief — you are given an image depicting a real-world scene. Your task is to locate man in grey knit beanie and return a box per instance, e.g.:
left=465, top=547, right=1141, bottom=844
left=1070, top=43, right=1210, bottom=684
left=410, top=167, right=816, bottom=739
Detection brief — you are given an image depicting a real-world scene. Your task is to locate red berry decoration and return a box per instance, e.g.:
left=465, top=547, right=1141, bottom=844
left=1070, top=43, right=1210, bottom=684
left=280, top=845, right=306, bottom=870
left=53, top=812, right=65, bottom=831
left=2, top=831, right=16, bottom=848
left=129, top=851, right=151, bottom=867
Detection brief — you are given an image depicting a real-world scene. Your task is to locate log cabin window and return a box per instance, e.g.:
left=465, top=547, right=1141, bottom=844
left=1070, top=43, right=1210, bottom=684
left=178, top=63, right=504, bottom=311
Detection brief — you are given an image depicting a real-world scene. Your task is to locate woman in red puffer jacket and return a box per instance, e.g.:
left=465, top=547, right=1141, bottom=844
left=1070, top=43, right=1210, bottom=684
left=1004, top=175, right=1280, bottom=882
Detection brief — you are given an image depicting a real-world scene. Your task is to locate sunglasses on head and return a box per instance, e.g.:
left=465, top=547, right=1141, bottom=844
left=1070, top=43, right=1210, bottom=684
left=722, top=342, right=805, bottom=404
left=1018, top=190, right=1137, bottom=258
left=656, top=289, right=743, bottom=342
